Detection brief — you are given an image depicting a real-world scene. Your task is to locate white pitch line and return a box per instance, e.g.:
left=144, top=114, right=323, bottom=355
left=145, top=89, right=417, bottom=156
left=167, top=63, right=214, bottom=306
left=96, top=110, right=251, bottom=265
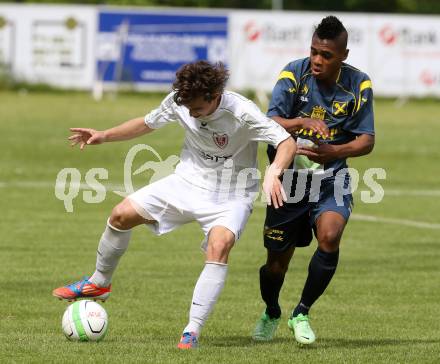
left=354, top=189, right=440, bottom=197
left=1, top=180, right=440, bottom=229
left=0, top=181, right=126, bottom=191
left=351, top=213, right=440, bottom=230
left=1, top=181, right=440, bottom=197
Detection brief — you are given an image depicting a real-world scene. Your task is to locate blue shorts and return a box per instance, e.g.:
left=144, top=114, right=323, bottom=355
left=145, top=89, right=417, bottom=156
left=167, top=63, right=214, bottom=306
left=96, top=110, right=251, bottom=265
left=263, top=171, right=353, bottom=252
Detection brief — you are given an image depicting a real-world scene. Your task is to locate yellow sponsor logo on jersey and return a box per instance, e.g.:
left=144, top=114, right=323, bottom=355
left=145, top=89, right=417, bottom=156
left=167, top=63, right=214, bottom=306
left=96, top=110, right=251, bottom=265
left=311, top=105, right=326, bottom=121
left=297, top=127, right=339, bottom=141
left=329, top=128, right=339, bottom=138
left=301, top=84, right=309, bottom=95
left=332, top=101, right=348, bottom=116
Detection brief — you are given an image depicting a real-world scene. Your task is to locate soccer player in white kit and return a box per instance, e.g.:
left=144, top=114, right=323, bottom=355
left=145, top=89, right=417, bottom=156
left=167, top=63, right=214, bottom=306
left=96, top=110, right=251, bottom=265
left=53, top=61, right=296, bottom=349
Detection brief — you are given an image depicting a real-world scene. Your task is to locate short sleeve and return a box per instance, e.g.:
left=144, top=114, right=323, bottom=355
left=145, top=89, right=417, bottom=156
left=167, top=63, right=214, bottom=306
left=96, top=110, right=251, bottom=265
left=267, top=67, right=300, bottom=118
left=144, top=92, right=178, bottom=129
left=242, top=102, right=291, bottom=147
left=343, top=79, right=375, bottom=135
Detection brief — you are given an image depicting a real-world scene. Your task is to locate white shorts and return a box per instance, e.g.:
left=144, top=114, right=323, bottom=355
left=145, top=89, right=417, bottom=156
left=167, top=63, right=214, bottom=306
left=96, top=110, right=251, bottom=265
left=127, top=174, right=254, bottom=250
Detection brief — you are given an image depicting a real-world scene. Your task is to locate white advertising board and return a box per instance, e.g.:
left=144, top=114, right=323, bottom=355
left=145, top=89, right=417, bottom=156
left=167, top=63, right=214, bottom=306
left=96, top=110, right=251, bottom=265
left=370, top=14, right=440, bottom=97
left=229, top=11, right=440, bottom=97
left=0, top=12, right=14, bottom=67
left=228, top=11, right=371, bottom=92
left=0, top=4, right=96, bottom=89
left=1, top=5, right=439, bottom=97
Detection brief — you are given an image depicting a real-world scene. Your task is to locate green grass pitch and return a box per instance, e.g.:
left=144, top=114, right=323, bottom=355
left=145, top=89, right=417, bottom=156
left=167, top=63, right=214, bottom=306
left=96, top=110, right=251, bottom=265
left=0, top=90, right=439, bottom=363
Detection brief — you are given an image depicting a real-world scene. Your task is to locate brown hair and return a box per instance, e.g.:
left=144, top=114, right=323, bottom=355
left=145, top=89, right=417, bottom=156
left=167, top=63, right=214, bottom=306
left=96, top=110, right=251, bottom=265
left=172, top=61, right=229, bottom=105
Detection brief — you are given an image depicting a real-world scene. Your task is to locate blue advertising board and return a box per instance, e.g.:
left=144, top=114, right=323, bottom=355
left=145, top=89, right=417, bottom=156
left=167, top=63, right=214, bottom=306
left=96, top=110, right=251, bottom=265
left=96, top=9, right=228, bottom=88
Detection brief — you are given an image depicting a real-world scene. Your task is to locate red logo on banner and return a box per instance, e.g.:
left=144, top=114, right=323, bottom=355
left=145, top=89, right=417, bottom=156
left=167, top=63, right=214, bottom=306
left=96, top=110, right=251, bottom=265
left=213, top=133, right=229, bottom=149
left=420, top=70, right=436, bottom=86
left=379, top=25, right=398, bottom=45
left=244, top=21, right=261, bottom=42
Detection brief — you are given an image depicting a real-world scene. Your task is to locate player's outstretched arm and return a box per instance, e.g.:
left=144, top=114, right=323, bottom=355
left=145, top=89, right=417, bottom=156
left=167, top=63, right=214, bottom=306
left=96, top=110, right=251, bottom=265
left=69, top=117, right=154, bottom=150
left=263, top=137, right=296, bottom=209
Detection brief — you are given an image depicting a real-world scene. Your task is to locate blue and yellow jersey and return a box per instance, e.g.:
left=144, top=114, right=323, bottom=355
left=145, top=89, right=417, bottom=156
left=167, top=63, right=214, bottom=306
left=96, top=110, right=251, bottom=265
left=267, top=57, right=375, bottom=171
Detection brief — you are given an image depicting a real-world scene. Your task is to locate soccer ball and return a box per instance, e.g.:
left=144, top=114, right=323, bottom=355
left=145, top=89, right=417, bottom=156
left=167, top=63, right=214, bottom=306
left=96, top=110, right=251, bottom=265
left=62, top=300, right=108, bottom=341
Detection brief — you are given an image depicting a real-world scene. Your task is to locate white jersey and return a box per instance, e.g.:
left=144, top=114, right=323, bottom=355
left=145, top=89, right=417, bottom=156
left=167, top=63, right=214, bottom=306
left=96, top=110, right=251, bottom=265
left=144, top=91, right=290, bottom=194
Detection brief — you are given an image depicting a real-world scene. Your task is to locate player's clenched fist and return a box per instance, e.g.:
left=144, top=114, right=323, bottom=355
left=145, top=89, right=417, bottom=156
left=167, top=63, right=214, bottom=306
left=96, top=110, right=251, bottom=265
left=263, top=164, right=287, bottom=209
left=68, top=128, right=106, bottom=150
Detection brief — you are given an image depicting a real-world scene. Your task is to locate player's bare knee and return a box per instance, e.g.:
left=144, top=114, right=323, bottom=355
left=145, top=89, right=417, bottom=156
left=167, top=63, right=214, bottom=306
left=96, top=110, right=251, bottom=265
left=209, top=237, right=234, bottom=256
left=318, top=230, right=341, bottom=252
left=266, top=260, right=289, bottom=277
left=266, top=248, right=293, bottom=276
left=208, top=227, right=235, bottom=256
left=109, top=203, right=132, bottom=230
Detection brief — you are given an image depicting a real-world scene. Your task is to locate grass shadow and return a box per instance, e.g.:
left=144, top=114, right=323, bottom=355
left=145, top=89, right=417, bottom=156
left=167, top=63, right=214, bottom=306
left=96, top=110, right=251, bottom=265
left=318, top=337, right=440, bottom=349
left=208, top=336, right=298, bottom=348
left=208, top=336, right=440, bottom=349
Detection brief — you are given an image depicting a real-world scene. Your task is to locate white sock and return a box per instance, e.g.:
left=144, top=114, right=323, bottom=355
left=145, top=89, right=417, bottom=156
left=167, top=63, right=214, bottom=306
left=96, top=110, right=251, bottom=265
left=89, top=219, right=132, bottom=287
left=183, top=262, right=228, bottom=336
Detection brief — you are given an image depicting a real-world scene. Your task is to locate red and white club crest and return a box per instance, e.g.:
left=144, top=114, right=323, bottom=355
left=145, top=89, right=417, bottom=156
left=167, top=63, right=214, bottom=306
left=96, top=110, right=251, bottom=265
left=213, top=133, right=228, bottom=149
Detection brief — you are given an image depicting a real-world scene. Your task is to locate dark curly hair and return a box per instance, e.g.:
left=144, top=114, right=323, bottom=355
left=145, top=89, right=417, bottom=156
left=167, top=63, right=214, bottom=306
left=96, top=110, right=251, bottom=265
left=315, top=16, right=347, bottom=48
left=172, top=61, right=229, bottom=105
